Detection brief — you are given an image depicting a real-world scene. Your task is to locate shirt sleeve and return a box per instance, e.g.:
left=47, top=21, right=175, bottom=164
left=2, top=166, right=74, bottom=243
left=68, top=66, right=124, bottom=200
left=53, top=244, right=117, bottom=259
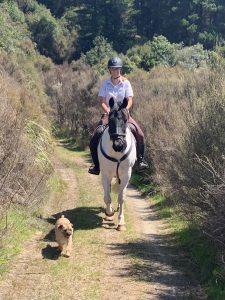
left=98, top=80, right=106, bottom=98
left=125, top=80, right=134, bottom=97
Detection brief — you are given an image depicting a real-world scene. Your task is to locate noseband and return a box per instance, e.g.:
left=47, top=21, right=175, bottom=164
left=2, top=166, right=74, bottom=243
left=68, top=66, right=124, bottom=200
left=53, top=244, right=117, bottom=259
left=100, top=98, right=133, bottom=184
left=100, top=135, right=133, bottom=184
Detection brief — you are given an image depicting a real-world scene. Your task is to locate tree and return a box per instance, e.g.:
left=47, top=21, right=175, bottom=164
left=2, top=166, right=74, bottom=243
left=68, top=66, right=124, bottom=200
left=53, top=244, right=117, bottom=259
left=81, top=36, right=115, bottom=74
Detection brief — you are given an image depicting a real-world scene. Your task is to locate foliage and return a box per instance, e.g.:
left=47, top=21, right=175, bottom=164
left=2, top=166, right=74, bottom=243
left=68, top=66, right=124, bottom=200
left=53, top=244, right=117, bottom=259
left=81, top=36, right=115, bottom=75
left=127, top=36, right=177, bottom=71
left=0, top=2, right=29, bottom=53
left=43, top=61, right=100, bottom=147
left=128, top=66, right=225, bottom=297
left=35, top=0, right=225, bottom=58
left=0, top=73, right=52, bottom=211
left=25, top=4, right=71, bottom=63
left=0, top=1, right=54, bottom=239
left=127, top=37, right=210, bottom=71
left=174, top=43, right=209, bottom=69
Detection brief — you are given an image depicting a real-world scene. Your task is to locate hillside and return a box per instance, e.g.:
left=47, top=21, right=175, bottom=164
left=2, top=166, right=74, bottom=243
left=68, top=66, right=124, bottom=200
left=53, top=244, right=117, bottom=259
left=1, top=1, right=225, bottom=298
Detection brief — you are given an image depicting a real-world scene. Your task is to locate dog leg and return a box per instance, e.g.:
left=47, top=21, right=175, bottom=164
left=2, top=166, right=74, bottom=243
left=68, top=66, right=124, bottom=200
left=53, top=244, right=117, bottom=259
left=64, top=236, right=72, bottom=257
left=58, top=244, right=63, bottom=253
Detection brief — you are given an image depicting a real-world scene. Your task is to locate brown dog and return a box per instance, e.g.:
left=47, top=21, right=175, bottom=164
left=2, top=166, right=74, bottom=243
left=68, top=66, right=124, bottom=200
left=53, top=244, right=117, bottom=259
left=55, top=215, right=73, bottom=257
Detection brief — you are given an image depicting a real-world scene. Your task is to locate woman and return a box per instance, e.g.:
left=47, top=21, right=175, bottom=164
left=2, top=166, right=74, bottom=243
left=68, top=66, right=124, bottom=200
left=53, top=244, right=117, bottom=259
left=88, top=57, right=148, bottom=175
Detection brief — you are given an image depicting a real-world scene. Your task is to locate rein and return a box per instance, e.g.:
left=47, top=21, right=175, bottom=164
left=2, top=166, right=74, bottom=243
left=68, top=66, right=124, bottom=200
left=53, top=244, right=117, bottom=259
left=100, top=136, right=132, bottom=184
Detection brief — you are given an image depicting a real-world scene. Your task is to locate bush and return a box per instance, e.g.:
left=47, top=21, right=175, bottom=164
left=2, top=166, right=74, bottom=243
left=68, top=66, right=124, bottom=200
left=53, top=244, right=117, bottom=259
left=0, top=72, right=52, bottom=212
left=0, top=2, right=28, bottom=53
left=129, top=65, right=225, bottom=248
left=174, top=43, right=209, bottom=69
left=127, top=35, right=177, bottom=71
left=43, top=61, right=100, bottom=147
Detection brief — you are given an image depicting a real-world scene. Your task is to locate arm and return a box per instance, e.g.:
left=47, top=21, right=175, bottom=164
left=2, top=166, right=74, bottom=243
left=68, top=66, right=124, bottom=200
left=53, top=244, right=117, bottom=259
left=99, top=96, right=110, bottom=114
left=127, top=96, right=132, bottom=110
left=125, top=80, right=133, bottom=110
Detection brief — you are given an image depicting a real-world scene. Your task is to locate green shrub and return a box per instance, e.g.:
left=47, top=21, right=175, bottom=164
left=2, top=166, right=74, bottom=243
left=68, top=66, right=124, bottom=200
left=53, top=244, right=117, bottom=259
left=127, top=36, right=177, bottom=71
left=174, top=43, right=209, bottom=69
left=0, top=2, right=28, bottom=53
left=81, top=36, right=115, bottom=75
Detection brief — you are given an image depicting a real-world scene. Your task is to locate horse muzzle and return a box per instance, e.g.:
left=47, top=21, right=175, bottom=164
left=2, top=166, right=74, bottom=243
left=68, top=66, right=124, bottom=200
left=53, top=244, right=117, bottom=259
left=112, top=137, right=127, bottom=152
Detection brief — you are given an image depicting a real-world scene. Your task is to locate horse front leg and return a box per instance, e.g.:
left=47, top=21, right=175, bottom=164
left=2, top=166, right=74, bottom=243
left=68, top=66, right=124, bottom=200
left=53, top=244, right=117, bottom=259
left=117, top=175, right=130, bottom=231
left=102, top=175, right=114, bottom=220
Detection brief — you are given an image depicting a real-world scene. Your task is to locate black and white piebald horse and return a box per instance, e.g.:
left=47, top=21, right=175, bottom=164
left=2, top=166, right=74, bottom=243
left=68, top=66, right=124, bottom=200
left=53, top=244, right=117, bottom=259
left=98, top=97, right=136, bottom=231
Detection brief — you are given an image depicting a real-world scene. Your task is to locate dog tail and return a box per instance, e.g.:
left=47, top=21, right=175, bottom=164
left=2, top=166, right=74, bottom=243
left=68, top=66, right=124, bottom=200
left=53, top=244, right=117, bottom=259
left=61, top=215, right=65, bottom=218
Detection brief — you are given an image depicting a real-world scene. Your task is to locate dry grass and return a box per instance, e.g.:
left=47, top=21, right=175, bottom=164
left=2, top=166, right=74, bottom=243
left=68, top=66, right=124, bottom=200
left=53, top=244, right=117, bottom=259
left=129, top=66, right=225, bottom=246
left=0, top=53, right=53, bottom=243
left=43, top=61, right=101, bottom=147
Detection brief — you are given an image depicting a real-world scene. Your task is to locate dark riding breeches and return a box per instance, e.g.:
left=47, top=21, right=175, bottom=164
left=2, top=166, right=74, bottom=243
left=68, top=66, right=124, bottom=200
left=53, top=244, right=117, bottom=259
left=128, top=116, right=145, bottom=161
left=89, top=114, right=146, bottom=168
left=89, top=124, right=106, bottom=168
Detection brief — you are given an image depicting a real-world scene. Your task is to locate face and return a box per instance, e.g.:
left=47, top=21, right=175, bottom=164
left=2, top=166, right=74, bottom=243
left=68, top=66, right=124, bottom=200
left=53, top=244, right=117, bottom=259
left=58, top=224, right=73, bottom=238
left=108, top=103, right=128, bottom=152
left=109, top=67, right=121, bottom=77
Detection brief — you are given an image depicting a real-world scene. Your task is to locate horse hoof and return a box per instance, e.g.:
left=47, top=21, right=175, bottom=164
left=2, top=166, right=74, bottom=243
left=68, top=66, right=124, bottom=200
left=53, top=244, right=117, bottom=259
left=117, top=224, right=126, bottom=231
left=105, top=210, right=115, bottom=217
left=105, top=215, right=114, bottom=221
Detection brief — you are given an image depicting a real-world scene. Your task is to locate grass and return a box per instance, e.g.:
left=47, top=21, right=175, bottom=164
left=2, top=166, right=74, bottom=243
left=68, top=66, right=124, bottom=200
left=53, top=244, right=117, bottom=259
left=0, top=163, right=68, bottom=278
left=47, top=143, right=142, bottom=299
left=0, top=208, right=42, bottom=277
left=47, top=145, right=105, bottom=299
left=131, top=171, right=225, bottom=299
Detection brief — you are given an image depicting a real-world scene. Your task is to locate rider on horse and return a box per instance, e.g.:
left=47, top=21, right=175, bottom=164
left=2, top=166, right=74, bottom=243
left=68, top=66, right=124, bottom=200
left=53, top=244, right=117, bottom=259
left=88, top=56, right=149, bottom=175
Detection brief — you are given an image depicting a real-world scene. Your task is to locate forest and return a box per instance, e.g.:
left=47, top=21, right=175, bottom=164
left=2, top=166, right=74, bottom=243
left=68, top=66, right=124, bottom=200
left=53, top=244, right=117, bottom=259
left=24, top=0, right=225, bottom=62
left=1, top=0, right=225, bottom=297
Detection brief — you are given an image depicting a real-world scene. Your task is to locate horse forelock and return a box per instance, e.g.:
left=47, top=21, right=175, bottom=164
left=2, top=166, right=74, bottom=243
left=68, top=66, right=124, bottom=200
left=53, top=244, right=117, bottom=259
left=109, top=105, right=128, bottom=122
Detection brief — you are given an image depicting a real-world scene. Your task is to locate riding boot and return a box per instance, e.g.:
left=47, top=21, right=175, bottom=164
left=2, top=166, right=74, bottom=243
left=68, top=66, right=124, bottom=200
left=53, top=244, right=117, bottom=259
left=137, top=144, right=149, bottom=170
left=88, top=125, right=105, bottom=175
left=129, top=123, right=149, bottom=170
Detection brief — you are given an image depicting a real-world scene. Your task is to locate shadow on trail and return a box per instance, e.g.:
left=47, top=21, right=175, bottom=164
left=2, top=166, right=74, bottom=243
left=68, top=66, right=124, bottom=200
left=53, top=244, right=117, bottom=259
left=43, top=206, right=103, bottom=239
left=41, top=206, right=103, bottom=260
left=57, top=138, right=92, bottom=162
left=107, top=232, right=205, bottom=299
left=42, top=244, right=61, bottom=260
left=57, top=138, right=85, bottom=152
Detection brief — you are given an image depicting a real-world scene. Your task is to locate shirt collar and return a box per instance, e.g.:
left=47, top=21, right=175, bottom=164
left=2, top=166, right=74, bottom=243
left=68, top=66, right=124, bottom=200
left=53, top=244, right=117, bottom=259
left=107, top=76, right=123, bottom=86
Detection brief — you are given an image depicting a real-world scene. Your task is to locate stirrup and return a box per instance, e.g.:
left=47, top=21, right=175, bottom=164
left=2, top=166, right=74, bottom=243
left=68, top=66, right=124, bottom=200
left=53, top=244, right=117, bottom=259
left=137, top=160, right=149, bottom=170
left=88, top=165, right=100, bottom=175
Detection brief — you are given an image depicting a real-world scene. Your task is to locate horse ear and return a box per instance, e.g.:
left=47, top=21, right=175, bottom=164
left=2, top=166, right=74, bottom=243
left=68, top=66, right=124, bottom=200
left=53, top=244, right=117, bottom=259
left=121, top=97, right=128, bottom=109
left=109, top=97, right=115, bottom=109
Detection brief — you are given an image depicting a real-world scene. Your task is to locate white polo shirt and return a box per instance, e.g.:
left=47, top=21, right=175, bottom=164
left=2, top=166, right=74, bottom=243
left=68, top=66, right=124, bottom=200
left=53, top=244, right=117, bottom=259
left=98, top=76, right=134, bottom=107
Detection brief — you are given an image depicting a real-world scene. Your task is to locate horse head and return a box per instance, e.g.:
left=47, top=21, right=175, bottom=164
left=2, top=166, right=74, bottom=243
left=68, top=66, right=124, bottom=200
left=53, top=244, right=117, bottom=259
left=108, top=97, right=129, bottom=152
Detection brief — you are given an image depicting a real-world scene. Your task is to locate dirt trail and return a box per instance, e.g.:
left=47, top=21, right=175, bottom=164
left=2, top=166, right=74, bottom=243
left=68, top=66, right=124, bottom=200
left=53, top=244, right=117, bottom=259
left=0, top=146, right=206, bottom=300
left=0, top=158, right=79, bottom=300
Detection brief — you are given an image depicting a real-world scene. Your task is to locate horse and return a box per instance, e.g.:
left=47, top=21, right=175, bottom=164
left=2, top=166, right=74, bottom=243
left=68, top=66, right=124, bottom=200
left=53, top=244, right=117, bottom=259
left=98, top=97, right=136, bottom=231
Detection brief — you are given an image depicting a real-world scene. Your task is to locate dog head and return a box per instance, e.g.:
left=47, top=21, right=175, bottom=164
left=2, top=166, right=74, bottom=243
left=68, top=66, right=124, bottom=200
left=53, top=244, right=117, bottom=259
left=56, top=215, right=73, bottom=238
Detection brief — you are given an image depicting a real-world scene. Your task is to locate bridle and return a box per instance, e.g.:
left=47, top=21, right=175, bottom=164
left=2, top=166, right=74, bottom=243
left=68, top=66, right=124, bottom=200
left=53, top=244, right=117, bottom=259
left=100, top=105, right=132, bottom=184
left=100, top=131, right=132, bottom=184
